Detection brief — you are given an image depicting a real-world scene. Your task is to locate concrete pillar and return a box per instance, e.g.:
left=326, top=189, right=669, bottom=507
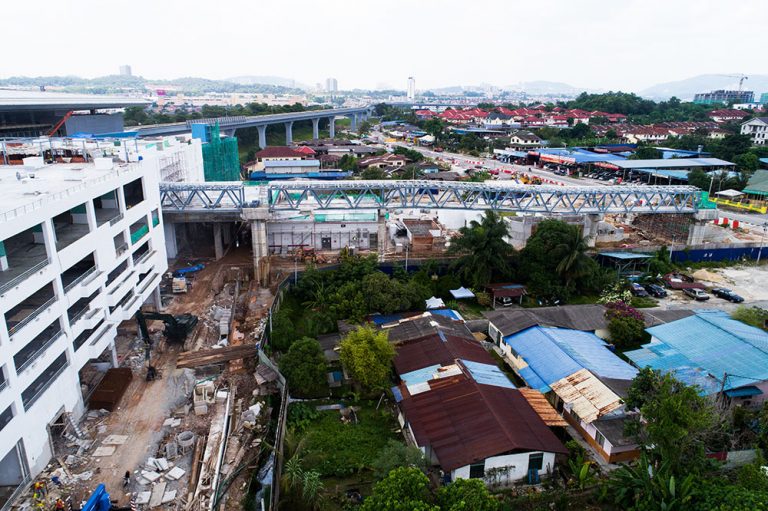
left=257, top=125, right=268, bottom=149
left=328, top=116, right=336, bottom=139
left=377, top=209, right=387, bottom=261
left=583, top=214, right=603, bottom=248
left=213, top=223, right=224, bottom=260
left=109, top=340, right=119, bottom=368
left=222, top=224, right=232, bottom=245
left=0, top=240, right=7, bottom=271
left=152, top=285, right=162, bottom=311
left=284, top=121, right=294, bottom=145
left=350, top=114, right=358, bottom=131
left=223, top=129, right=236, bottom=137
left=687, top=209, right=718, bottom=245
left=243, top=208, right=271, bottom=286
left=312, top=118, right=320, bottom=140
left=163, top=222, right=178, bottom=259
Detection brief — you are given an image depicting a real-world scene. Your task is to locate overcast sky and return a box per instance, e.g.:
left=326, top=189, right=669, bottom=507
left=2, top=0, right=765, bottom=92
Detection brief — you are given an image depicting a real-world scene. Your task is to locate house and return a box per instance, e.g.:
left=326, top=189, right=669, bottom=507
left=484, top=305, right=610, bottom=344
left=498, top=325, right=640, bottom=463
left=415, top=109, right=437, bottom=120
left=402, top=219, right=446, bottom=253
left=741, top=117, right=768, bottom=146
left=383, top=311, right=476, bottom=345
left=357, top=153, right=407, bottom=169
left=246, top=146, right=306, bottom=171
left=709, top=109, right=750, bottom=123
left=625, top=310, right=768, bottom=406
left=392, top=333, right=567, bottom=484
left=509, top=130, right=543, bottom=151
left=485, top=112, right=513, bottom=128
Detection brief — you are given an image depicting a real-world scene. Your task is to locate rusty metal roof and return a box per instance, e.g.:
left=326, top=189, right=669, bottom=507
left=484, top=305, right=607, bottom=337
left=518, top=388, right=568, bottom=427
left=384, top=313, right=475, bottom=344
left=549, top=369, right=622, bottom=424
left=400, top=377, right=567, bottom=471
left=393, top=333, right=494, bottom=375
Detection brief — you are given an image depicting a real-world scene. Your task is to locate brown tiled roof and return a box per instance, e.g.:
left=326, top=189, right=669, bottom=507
left=400, top=378, right=567, bottom=470
left=255, top=146, right=304, bottom=159
left=393, top=333, right=494, bottom=375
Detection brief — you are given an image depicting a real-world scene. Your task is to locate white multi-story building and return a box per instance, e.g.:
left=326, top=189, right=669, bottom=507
left=407, top=77, right=416, bottom=100
left=741, top=117, right=768, bottom=146
left=0, top=154, right=167, bottom=505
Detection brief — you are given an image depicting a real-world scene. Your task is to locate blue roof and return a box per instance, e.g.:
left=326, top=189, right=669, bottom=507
left=429, top=309, right=464, bottom=321
left=264, top=160, right=320, bottom=168
left=460, top=360, right=515, bottom=389
left=632, top=168, right=690, bottom=181
left=725, top=386, right=762, bottom=398
left=537, top=148, right=627, bottom=164
left=599, top=252, right=653, bottom=260
left=391, top=386, right=404, bottom=403
left=400, top=364, right=442, bottom=386
left=504, top=327, right=637, bottom=391
left=249, top=170, right=352, bottom=180
left=628, top=310, right=768, bottom=392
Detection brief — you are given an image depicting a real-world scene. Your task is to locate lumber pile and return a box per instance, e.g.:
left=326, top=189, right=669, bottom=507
left=177, top=345, right=257, bottom=369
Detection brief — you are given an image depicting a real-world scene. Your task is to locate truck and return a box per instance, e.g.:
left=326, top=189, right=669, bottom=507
left=172, top=277, right=188, bottom=294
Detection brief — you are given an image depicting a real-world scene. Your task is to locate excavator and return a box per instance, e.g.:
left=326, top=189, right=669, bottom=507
left=136, top=310, right=198, bottom=380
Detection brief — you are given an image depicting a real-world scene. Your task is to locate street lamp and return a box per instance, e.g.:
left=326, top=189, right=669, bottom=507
left=757, top=223, right=768, bottom=265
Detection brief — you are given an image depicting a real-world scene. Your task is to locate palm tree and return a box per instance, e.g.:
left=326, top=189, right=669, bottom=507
left=555, top=226, right=591, bottom=288
left=449, top=210, right=515, bottom=288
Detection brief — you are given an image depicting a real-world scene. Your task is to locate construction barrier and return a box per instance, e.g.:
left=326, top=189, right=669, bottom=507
left=710, top=197, right=768, bottom=214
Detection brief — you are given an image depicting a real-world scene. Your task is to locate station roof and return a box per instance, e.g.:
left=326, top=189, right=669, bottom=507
left=632, top=168, right=691, bottom=181
left=599, top=252, right=653, bottom=260
left=0, top=90, right=149, bottom=112
left=611, top=158, right=735, bottom=170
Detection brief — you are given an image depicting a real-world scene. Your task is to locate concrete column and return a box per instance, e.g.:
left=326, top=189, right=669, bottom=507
left=85, top=200, right=97, bottom=232
left=163, top=222, right=178, bottom=259
left=222, top=224, right=232, bottom=245
left=109, top=340, right=119, bottom=368
left=377, top=209, right=387, bottom=261
left=350, top=114, right=358, bottom=131
left=257, top=125, right=268, bottom=149
left=687, top=209, right=719, bottom=245
left=312, top=118, right=320, bottom=140
left=583, top=214, right=603, bottom=248
left=152, top=285, right=162, bottom=311
left=223, top=129, right=237, bottom=137
left=284, top=121, right=294, bottom=145
left=328, top=116, right=336, bottom=138
left=41, top=220, right=56, bottom=258
left=250, top=220, right=269, bottom=286
left=213, top=223, right=224, bottom=260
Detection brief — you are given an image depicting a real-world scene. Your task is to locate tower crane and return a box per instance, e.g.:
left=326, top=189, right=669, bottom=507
left=719, top=74, right=749, bottom=91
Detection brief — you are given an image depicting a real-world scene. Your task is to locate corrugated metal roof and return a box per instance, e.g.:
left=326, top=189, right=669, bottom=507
left=503, top=327, right=637, bottom=389
left=485, top=304, right=607, bottom=337
left=385, top=313, right=474, bottom=344
left=399, top=377, right=566, bottom=471
left=550, top=369, right=623, bottom=424
left=393, top=333, right=494, bottom=375
left=400, top=364, right=442, bottom=386
left=635, top=310, right=768, bottom=392
left=612, top=158, right=735, bottom=169
left=518, top=388, right=568, bottom=427
left=460, top=360, right=515, bottom=389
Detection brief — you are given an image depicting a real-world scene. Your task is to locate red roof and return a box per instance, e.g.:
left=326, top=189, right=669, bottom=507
left=293, top=146, right=316, bottom=156
left=709, top=109, right=749, bottom=118
left=394, top=334, right=494, bottom=375
left=400, top=376, right=567, bottom=470
left=254, top=146, right=304, bottom=159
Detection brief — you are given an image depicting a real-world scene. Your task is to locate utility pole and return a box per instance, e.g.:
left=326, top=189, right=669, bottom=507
left=758, top=223, right=768, bottom=265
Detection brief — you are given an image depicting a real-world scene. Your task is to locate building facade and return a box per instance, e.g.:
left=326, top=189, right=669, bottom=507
left=0, top=155, right=167, bottom=503
left=694, top=90, right=754, bottom=105
left=741, top=117, right=768, bottom=146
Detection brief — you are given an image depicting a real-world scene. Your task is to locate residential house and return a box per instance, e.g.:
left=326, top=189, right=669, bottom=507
left=741, top=117, right=768, bottom=146
left=392, top=332, right=567, bottom=484
left=709, top=109, right=750, bottom=123
left=485, top=112, right=513, bottom=128
left=626, top=310, right=768, bottom=406
left=246, top=146, right=306, bottom=171
left=509, top=130, right=542, bottom=151
left=402, top=219, right=446, bottom=253
left=358, top=153, right=407, bottom=169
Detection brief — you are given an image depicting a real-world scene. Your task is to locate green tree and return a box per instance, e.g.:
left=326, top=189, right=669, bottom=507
left=338, top=154, right=358, bottom=171
left=436, top=479, right=499, bottom=511
left=624, top=368, right=719, bottom=475
left=271, top=308, right=297, bottom=352
left=279, top=337, right=327, bottom=397
left=358, top=120, right=372, bottom=136
left=362, top=271, right=421, bottom=314
left=361, top=467, right=438, bottom=511
left=731, top=306, right=768, bottom=331
left=361, top=166, right=387, bottom=180
left=339, top=325, right=395, bottom=391
left=371, top=439, right=427, bottom=479
left=688, top=168, right=712, bottom=190
left=554, top=223, right=592, bottom=289
left=630, top=146, right=660, bottom=160
left=605, top=452, right=695, bottom=510
left=607, top=315, right=647, bottom=350
left=448, top=210, right=516, bottom=288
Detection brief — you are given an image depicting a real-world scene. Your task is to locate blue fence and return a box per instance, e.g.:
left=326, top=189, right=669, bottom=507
left=671, top=245, right=767, bottom=263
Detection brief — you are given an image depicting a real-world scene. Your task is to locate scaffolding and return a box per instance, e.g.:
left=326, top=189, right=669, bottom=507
left=201, top=124, right=240, bottom=182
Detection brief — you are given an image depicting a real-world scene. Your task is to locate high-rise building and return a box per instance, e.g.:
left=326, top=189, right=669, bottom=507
left=693, top=89, right=754, bottom=105
left=0, top=145, right=168, bottom=493
left=407, top=76, right=416, bottom=100
left=119, top=65, right=132, bottom=77
left=325, top=78, right=338, bottom=93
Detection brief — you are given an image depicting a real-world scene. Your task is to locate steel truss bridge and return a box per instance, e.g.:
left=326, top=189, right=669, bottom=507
left=159, top=181, right=702, bottom=215
left=267, top=181, right=701, bottom=214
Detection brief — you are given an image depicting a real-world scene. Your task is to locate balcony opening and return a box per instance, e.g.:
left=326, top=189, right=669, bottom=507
left=4, top=282, right=56, bottom=337
left=73, top=319, right=105, bottom=352
left=110, top=290, right=134, bottom=315
left=0, top=224, right=49, bottom=295
left=151, top=209, right=160, bottom=228
left=67, top=289, right=99, bottom=325
left=14, top=318, right=62, bottom=375
left=129, top=218, right=149, bottom=245
left=0, top=441, right=29, bottom=509
left=0, top=366, right=7, bottom=394
left=106, top=260, right=128, bottom=286
left=22, top=352, right=68, bottom=411
left=113, top=232, right=128, bottom=258
left=132, top=240, right=150, bottom=263
left=94, top=190, right=121, bottom=226
left=124, top=178, right=145, bottom=209
left=0, top=405, right=13, bottom=433
left=61, top=253, right=97, bottom=292
left=52, top=203, right=91, bottom=251
left=79, top=341, right=117, bottom=403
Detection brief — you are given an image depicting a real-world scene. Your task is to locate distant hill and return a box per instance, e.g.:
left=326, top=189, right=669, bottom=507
left=0, top=75, right=301, bottom=95
left=226, top=75, right=306, bottom=89
left=504, top=80, right=596, bottom=96
left=639, top=74, right=768, bottom=101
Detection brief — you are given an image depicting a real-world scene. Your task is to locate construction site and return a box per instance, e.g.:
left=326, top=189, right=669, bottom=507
left=11, top=246, right=285, bottom=511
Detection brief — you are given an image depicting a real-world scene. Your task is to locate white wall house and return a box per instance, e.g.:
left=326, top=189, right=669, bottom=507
left=0, top=155, right=167, bottom=506
left=451, top=451, right=556, bottom=484
left=741, top=117, right=768, bottom=146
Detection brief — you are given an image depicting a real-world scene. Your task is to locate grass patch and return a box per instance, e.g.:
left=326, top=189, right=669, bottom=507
left=301, top=402, right=400, bottom=478
left=566, top=295, right=600, bottom=305
left=630, top=296, right=659, bottom=308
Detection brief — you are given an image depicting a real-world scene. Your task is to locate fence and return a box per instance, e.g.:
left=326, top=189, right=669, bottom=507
left=710, top=197, right=768, bottom=214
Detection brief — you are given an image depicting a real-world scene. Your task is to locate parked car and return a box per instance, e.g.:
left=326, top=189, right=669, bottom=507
left=630, top=283, right=649, bottom=297
left=711, top=288, right=744, bottom=303
left=644, top=283, right=667, bottom=298
left=683, top=288, right=710, bottom=301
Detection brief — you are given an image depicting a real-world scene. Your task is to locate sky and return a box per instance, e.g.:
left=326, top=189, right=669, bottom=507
left=1, top=0, right=766, bottom=92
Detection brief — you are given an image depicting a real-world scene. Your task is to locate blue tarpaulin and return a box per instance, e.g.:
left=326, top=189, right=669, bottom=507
left=461, top=359, right=515, bottom=389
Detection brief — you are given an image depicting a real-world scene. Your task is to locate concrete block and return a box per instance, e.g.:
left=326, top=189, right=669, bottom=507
left=141, top=470, right=161, bottom=483
left=165, top=466, right=186, bottom=481
left=135, top=492, right=151, bottom=505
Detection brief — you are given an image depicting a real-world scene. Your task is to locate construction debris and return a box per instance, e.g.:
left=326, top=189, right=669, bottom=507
left=176, top=345, right=257, bottom=368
